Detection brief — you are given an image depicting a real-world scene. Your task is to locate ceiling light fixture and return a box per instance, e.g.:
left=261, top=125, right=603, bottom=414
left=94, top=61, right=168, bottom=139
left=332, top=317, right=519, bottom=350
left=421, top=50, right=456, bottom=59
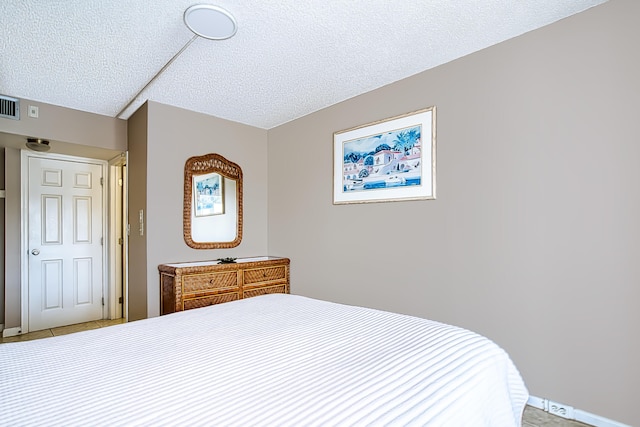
left=116, top=4, right=237, bottom=118
left=26, top=137, right=51, bottom=152
left=183, top=5, right=237, bottom=40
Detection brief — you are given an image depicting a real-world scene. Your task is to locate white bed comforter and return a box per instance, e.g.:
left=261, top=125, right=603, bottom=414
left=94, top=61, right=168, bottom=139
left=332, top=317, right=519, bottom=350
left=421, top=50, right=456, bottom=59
left=0, top=294, right=528, bottom=426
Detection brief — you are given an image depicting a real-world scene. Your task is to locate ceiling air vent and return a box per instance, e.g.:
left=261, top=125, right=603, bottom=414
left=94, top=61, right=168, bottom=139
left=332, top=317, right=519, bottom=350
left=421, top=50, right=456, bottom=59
left=0, top=95, right=20, bottom=120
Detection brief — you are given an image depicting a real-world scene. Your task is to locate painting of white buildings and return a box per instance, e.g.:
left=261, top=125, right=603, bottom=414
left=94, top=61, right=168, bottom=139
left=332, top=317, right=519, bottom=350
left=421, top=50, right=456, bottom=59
left=342, top=125, right=422, bottom=192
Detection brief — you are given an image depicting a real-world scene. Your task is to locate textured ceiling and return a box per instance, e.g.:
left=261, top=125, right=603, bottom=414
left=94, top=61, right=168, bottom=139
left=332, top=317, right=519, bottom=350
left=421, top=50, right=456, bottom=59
left=1, top=0, right=606, bottom=130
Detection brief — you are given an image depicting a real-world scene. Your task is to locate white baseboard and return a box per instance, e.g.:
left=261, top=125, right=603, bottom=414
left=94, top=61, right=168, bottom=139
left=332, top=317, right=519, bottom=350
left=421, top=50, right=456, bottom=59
left=528, top=395, right=631, bottom=427
left=527, top=395, right=545, bottom=409
left=2, top=327, right=22, bottom=338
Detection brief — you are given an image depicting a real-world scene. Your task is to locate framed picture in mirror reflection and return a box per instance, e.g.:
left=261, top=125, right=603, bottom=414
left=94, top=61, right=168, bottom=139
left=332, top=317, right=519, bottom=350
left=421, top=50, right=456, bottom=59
left=193, top=172, right=225, bottom=217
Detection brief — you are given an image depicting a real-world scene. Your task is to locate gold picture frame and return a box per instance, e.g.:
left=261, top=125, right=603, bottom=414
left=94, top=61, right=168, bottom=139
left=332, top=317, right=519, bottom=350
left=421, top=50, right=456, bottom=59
left=333, top=107, right=436, bottom=204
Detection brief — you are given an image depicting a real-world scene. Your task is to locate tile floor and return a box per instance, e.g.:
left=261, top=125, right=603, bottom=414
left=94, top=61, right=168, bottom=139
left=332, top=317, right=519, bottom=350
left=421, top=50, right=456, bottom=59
left=523, top=406, right=591, bottom=427
left=1, top=319, right=593, bottom=427
left=0, top=318, right=125, bottom=343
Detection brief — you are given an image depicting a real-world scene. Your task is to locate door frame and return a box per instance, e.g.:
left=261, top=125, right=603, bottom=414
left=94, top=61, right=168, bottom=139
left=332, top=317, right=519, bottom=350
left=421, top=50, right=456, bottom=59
left=108, top=153, right=128, bottom=321
left=20, top=150, right=109, bottom=333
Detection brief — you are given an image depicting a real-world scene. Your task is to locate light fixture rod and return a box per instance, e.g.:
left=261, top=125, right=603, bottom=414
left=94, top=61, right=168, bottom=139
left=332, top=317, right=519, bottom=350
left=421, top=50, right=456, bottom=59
left=116, top=34, right=198, bottom=118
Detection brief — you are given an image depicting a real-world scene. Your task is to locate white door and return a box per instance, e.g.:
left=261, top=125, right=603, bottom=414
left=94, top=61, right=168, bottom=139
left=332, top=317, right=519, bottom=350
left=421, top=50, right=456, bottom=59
left=27, top=155, right=105, bottom=331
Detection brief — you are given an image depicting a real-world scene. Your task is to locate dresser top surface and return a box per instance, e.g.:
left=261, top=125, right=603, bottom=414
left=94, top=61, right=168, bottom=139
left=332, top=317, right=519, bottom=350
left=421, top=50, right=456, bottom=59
left=160, top=256, right=288, bottom=269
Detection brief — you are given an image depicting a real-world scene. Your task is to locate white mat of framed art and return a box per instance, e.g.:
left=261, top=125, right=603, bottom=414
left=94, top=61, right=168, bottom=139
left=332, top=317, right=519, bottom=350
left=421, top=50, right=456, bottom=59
left=333, top=107, right=436, bottom=205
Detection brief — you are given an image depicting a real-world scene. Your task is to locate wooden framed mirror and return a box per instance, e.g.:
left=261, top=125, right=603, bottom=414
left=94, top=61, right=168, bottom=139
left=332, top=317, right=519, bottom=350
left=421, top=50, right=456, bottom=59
left=183, top=153, right=243, bottom=249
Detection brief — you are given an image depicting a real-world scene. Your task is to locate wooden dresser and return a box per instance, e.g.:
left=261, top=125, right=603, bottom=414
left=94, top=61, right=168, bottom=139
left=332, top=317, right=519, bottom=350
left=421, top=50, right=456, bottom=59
left=159, top=257, right=290, bottom=315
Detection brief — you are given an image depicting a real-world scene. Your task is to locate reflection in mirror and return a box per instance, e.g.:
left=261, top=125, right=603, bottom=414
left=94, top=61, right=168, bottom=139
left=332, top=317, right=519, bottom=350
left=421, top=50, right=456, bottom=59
left=183, top=153, right=242, bottom=249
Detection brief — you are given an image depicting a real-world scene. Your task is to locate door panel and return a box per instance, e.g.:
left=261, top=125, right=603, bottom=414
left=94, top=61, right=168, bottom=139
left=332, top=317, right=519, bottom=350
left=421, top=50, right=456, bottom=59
left=42, top=259, right=63, bottom=309
left=28, top=156, right=104, bottom=331
left=74, top=258, right=93, bottom=305
left=43, top=196, right=62, bottom=243
left=74, top=197, right=91, bottom=242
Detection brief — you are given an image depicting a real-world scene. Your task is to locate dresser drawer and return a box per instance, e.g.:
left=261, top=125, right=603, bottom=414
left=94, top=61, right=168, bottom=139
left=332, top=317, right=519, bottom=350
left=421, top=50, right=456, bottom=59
left=182, top=271, right=238, bottom=293
left=159, top=257, right=290, bottom=315
left=244, top=266, right=286, bottom=285
left=243, top=284, right=287, bottom=299
left=183, top=292, right=240, bottom=310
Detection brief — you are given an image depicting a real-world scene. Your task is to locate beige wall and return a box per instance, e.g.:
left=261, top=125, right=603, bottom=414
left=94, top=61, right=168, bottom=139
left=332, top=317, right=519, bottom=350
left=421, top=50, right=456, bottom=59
left=267, top=1, right=639, bottom=424
left=1, top=96, right=269, bottom=324
left=143, top=101, right=269, bottom=318
left=1, top=100, right=126, bottom=329
left=126, top=103, right=149, bottom=321
left=0, top=99, right=126, bottom=152
left=2, top=148, right=20, bottom=329
left=3, top=1, right=638, bottom=423
left=0, top=149, right=4, bottom=325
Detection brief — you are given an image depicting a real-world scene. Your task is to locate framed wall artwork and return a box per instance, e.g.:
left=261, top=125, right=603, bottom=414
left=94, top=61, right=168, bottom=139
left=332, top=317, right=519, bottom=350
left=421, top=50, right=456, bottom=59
left=193, top=172, right=225, bottom=216
left=333, top=107, right=436, bottom=204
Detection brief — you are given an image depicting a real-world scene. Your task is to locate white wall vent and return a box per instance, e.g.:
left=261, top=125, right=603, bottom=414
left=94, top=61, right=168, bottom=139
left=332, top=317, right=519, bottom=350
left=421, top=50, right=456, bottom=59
left=0, top=95, right=20, bottom=120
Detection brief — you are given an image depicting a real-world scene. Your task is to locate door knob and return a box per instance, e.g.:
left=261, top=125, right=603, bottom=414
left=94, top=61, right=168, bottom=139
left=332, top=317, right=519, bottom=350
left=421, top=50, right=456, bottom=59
left=31, top=249, right=40, bottom=256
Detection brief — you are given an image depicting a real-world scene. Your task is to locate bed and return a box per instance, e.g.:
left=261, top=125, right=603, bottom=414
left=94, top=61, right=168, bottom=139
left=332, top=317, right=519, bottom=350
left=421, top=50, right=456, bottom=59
left=0, top=294, right=528, bottom=426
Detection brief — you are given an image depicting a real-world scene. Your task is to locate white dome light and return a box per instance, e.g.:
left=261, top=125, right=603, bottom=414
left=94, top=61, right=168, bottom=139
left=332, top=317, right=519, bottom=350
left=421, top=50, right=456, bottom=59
left=184, top=5, right=237, bottom=40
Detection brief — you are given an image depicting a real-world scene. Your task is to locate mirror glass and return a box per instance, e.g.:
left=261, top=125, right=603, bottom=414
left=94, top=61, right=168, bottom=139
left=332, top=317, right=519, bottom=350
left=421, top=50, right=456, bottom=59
left=183, top=153, right=242, bottom=249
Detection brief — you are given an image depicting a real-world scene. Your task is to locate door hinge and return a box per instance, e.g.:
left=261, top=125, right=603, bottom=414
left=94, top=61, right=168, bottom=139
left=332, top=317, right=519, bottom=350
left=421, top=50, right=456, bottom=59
left=118, top=178, right=123, bottom=187
left=100, top=237, right=104, bottom=245
left=119, top=296, right=123, bottom=304
left=118, top=237, right=123, bottom=245
left=102, top=297, right=105, bottom=306
left=100, top=177, right=104, bottom=186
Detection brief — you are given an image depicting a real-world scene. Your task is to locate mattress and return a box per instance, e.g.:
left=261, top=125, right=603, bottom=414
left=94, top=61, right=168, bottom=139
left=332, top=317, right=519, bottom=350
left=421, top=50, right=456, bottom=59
left=0, top=294, right=528, bottom=426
